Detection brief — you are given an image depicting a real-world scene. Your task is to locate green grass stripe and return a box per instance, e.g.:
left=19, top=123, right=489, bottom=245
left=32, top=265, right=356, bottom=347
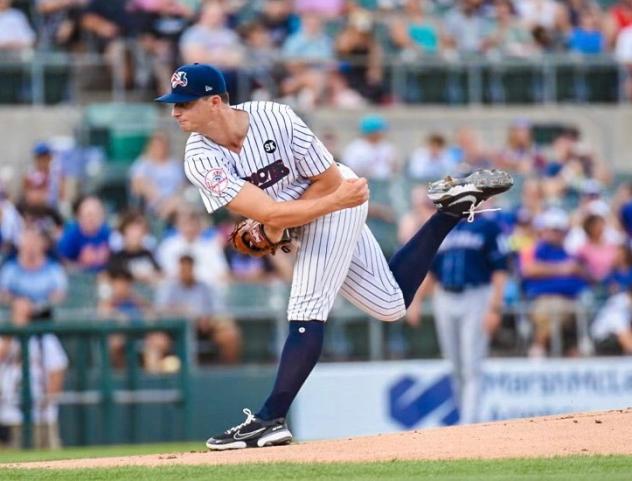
left=0, top=442, right=203, bottom=464
left=2, top=456, right=632, bottom=481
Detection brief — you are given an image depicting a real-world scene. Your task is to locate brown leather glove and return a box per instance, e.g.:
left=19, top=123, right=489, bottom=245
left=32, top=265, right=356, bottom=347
left=229, top=219, right=296, bottom=257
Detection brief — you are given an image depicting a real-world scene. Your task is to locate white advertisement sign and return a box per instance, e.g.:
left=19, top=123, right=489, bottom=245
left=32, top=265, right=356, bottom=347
left=292, top=358, right=632, bottom=441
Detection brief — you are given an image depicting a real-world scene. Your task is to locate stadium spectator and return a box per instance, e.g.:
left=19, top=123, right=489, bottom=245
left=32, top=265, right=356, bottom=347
left=407, top=133, right=455, bottom=180
left=341, top=114, right=399, bottom=180
left=81, top=0, right=140, bottom=89
left=0, top=192, right=23, bottom=256
left=591, top=286, right=632, bottom=354
left=98, top=268, right=170, bottom=371
left=279, top=12, right=335, bottom=108
left=294, top=0, right=343, bottom=17
left=520, top=208, right=588, bottom=357
left=515, top=0, right=566, bottom=34
left=0, top=0, right=35, bottom=54
left=107, top=212, right=161, bottom=285
left=130, top=130, right=184, bottom=220
left=130, top=0, right=194, bottom=95
left=36, top=0, right=87, bottom=51
left=388, top=0, right=440, bottom=57
left=16, top=172, right=64, bottom=250
left=282, top=11, right=334, bottom=62
left=568, top=10, right=605, bottom=55
left=156, top=208, right=229, bottom=289
left=155, top=254, right=242, bottom=363
left=496, top=119, right=546, bottom=174
left=240, top=20, right=279, bottom=100
left=256, top=0, right=300, bottom=48
left=575, top=213, right=620, bottom=282
left=487, top=0, right=539, bottom=58
left=335, top=5, right=384, bottom=103
left=605, top=0, right=632, bottom=49
left=0, top=332, right=68, bottom=449
left=0, top=227, right=67, bottom=324
left=24, top=142, right=65, bottom=208
left=449, top=127, right=492, bottom=172
left=442, top=0, right=492, bottom=55
left=179, top=0, right=245, bottom=99
left=57, top=196, right=111, bottom=272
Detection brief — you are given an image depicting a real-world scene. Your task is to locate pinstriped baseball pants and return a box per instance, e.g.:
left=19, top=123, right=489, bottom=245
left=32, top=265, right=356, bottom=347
left=287, top=200, right=406, bottom=322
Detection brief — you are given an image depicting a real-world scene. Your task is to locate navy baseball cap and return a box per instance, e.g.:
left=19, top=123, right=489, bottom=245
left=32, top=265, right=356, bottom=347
left=155, top=64, right=227, bottom=103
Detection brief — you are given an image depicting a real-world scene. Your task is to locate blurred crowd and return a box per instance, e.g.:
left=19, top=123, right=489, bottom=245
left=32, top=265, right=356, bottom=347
left=1, top=112, right=632, bottom=446
left=5, top=0, right=632, bottom=105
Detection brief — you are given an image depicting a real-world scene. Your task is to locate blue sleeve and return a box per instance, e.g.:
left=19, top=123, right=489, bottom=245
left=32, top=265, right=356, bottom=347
left=57, top=224, right=80, bottom=260
left=0, top=263, right=16, bottom=295
left=486, top=223, right=509, bottom=272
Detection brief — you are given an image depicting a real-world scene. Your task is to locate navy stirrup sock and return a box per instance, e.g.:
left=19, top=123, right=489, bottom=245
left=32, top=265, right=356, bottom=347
left=257, top=320, right=325, bottom=421
left=389, top=211, right=460, bottom=308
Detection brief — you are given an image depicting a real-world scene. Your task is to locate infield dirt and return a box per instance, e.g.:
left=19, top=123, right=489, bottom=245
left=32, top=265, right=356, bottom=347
left=8, top=408, right=632, bottom=469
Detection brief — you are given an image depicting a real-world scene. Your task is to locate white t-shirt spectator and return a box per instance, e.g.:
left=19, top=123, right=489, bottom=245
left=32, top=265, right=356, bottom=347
left=0, top=8, right=35, bottom=50
left=179, top=24, right=244, bottom=66
left=515, top=0, right=559, bottom=30
left=615, top=26, right=632, bottom=63
left=341, top=138, right=398, bottom=180
left=130, top=157, right=185, bottom=203
left=155, top=278, right=218, bottom=317
left=156, top=231, right=229, bottom=289
left=591, top=292, right=631, bottom=341
left=0, top=335, right=68, bottom=425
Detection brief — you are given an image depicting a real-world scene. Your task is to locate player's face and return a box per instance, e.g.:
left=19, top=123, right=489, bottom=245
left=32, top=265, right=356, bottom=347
left=172, top=97, right=217, bottom=132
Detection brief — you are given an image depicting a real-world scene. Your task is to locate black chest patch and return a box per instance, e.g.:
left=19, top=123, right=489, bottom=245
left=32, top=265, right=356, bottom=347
left=242, top=159, right=290, bottom=189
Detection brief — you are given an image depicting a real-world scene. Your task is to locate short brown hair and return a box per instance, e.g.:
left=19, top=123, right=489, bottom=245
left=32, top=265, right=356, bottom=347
left=218, top=91, right=230, bottom=104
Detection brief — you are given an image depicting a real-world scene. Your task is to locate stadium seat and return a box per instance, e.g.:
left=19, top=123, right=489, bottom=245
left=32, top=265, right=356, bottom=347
left=84, top=103, right=158, bottom=163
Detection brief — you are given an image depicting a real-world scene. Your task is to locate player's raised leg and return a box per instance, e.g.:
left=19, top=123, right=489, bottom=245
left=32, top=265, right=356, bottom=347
left=388, top=169, right=513, bottom=308
left=341, top=169, right=513, bottom=320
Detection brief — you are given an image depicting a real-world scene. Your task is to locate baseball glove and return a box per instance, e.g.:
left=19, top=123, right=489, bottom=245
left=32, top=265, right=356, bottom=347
left=229, top=219, right=296, bottom=257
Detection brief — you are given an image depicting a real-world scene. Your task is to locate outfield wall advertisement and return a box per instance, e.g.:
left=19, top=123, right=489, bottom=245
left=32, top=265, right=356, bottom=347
left=292, top=358, right=632, bottom=440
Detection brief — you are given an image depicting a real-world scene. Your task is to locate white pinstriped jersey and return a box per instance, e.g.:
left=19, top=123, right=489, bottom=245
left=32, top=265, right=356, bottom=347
left=183, top=101, right=333, bottom=213
left=181, top=100, right=406, bottom=322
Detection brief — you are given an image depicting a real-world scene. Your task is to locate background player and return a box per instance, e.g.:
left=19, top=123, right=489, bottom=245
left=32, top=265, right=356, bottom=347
left=156, top=63, right=513, bottom=450
left=410, top=211, right=509, bottom=424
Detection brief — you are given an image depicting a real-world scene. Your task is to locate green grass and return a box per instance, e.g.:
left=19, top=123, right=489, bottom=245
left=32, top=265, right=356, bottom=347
left=2, top=456, right=632, bottom=481
left=0, top=442, right=203, bottom=464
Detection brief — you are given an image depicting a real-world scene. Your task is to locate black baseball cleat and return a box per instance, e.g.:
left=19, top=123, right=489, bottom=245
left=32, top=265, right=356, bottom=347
left=206, top=409, right=293, bottom=451
left=427, top=169, right=513, bottom=222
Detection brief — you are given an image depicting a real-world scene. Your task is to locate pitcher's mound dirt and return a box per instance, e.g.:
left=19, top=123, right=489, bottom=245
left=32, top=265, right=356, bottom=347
left=9, top=409, right=632, bottom=469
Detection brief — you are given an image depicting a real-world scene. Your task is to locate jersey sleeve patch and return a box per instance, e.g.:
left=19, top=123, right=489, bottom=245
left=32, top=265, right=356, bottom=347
left=204, top=168, right=229, bottom=196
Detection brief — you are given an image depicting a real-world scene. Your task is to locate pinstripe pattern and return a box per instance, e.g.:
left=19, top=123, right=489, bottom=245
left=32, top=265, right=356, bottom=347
left=183, top=101, right=333, bottom=212
left=287, top=201, right=369, bottom=321
left=339, top=226, right=406, bottom=322
left=179, top=101, right=406, bottom=322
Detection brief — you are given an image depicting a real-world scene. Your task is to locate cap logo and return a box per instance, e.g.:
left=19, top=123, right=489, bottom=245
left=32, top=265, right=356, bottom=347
left=171, top=71, right=188, bottom=89
left=205, top=86, right=213, bottom=92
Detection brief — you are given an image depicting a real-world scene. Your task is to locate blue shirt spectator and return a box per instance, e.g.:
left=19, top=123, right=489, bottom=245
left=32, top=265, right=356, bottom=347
left=568, top=12, right=604, bottom=55
left=282, top=13, right=333, bottom=62
left=57, top=196, right=111, bottom=272
left=0, top=227, right=67, bottom=323
left=0, top=258, right=66, bottom=309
